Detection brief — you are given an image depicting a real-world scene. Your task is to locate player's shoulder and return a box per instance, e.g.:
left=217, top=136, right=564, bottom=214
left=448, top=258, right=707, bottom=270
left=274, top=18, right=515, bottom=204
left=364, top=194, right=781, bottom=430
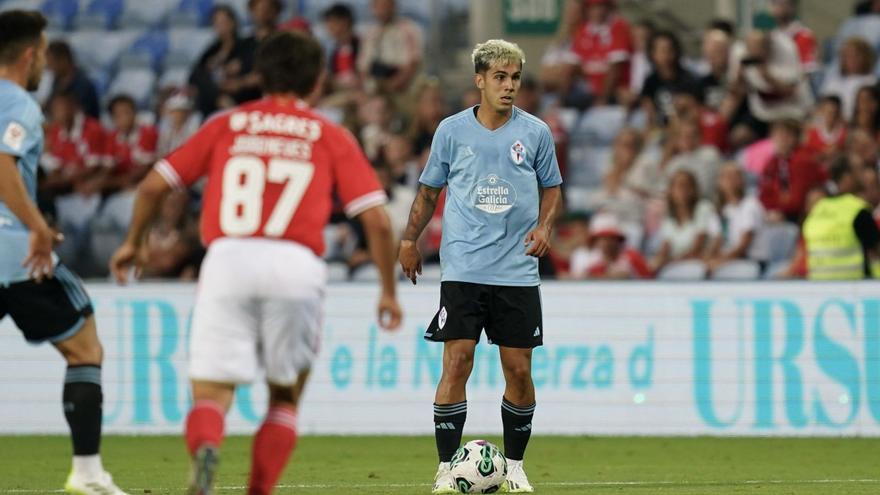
left=435, top=108, right=473, bottom=136
left=513, top=107, right=552, bottom=136
left=0, top=81, right=41, bottom=126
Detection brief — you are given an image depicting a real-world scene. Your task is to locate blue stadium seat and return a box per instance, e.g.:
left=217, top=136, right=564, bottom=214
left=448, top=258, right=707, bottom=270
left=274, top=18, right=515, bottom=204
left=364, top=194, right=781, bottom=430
left=118, top=0, right=176, bottom=28
left=176, top=0, right=214, bottom=26
left=710, top=260, right=761, bottom=281
left=65, top=28, right=142, bottom=72
left=41, top=0, right=80, bottom=30
left=107, top=67, right=156, bottom=108
left=121, top=30, right=169, bottom=70
left=165, top=28, right=214, bottom=67
left=76, top=0, right=123, bottom=29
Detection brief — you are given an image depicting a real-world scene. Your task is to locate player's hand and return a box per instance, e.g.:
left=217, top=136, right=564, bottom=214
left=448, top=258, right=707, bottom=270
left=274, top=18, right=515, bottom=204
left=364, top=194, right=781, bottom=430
left=399, top=240, right=422, bottom=285
left=524, top=226, right=551, bottom=257
left=23, top=226, right=63, bottom=282
left=378, top=292, right=402, bottom=330
left=109, top=241, right=146, bottom=284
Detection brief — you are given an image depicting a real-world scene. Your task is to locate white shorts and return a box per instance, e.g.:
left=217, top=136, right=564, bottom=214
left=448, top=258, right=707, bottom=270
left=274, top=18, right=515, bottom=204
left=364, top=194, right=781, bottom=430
left=188, top=238, right=326, bottom=385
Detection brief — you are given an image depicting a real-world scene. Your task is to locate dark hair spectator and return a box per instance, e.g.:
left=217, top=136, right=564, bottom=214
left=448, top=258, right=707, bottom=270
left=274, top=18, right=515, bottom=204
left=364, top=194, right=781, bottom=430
left=852, top=85, right=880, bottom=134
left=45, top=40, right=100, bottom=118
left=188, top=5, right=255, bottom=117
left=640, top=30, right=699, bottom=126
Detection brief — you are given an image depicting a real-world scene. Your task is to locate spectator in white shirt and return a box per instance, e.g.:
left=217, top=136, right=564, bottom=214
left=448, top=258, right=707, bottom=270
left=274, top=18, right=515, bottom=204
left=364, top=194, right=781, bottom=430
left=706, top=163, right=765, bottom=271
left=653, top=170, right=722, bottom=271
left=821, top=37, right=877, bottom=121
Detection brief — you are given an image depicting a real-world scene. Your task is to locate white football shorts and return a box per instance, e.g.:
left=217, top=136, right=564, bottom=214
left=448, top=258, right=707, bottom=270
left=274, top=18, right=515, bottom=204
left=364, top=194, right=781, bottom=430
left=188, top=237, right=326, bottom=385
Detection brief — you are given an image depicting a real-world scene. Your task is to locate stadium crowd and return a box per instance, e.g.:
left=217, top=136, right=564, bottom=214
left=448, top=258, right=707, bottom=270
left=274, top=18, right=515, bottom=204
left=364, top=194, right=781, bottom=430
left=16, top=0, right=880, bottom=281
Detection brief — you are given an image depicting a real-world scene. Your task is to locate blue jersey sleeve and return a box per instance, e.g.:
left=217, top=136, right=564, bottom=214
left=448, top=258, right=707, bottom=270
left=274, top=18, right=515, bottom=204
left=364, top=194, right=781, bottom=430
left=0, top=97, right=38, bottom=158
left=534, top=125, right=563, bottom=187
left=419, top=125, right=449, bottom=188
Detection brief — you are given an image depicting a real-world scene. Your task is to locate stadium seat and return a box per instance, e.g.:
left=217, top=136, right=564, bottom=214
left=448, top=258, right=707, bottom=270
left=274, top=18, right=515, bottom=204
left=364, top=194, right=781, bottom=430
left=657, top=260, right=707, bottom=281
left=75, top=0, right=123, bottom=29
left=165, top=28, right=214, bottom=67
left=710, top=260, right=761, bottom=281
left=107, top=67, right=156, bottom=108
left=763, top=259, right=793, bottom=280
left=158, top=65, right=191, bottom=89
left=122, top=30, right=169, bottom=70
left=65, top=29, right=142, bottom=72
left=835, top=15, right=880, bottom=53
left=571, top=105, right=627, bottom=147
left=176, top=0, right=215, bottom=27
left=327, top=262, right=349, bottom=283
left=119, top=0, right=176, bottom=28
left=748, top=222, right=799, bottom=263
left=41, top=0, right=80, bottom=30
left=351, top=264, right=380, bottom=282
left=565, top=143, right=611, bottom=189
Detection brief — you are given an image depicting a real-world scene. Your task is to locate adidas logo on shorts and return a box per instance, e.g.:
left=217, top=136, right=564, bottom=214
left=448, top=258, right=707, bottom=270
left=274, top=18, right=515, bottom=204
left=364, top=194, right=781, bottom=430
left=533, top=327, right=541, bottom=337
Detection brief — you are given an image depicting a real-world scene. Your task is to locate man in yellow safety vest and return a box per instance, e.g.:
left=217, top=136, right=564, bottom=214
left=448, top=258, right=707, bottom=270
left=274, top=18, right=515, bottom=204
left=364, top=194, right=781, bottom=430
left=803, top=158, right=880, bottom=280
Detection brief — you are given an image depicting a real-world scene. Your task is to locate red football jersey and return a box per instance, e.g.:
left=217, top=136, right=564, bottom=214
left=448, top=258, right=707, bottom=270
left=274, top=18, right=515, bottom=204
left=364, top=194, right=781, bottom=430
left=106, top=124, right=158, bottom=174
left=42, top=113, right=107, bottom=172
left=804, top=124, right=846, bottom=156
left=571, top=15, right=633, bottom=96
left=155, top=97, right=387, bottom=255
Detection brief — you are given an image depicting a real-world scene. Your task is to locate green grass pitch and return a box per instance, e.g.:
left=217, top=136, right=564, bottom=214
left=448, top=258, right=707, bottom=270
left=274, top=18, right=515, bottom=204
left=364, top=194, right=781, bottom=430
left=0, top=436, right=879, bottom=494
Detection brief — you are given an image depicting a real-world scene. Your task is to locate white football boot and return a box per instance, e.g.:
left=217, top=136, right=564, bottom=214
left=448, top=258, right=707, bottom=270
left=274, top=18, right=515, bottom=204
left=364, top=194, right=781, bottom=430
left=64, top=470, right=129, bottom=495
left=432, top=462, right=457, bottom=494
left=502, top=459, right=534, bottom=493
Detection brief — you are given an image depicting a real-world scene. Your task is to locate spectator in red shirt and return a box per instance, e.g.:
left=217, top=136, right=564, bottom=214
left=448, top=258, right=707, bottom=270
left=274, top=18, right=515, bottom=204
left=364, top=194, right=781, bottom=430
left=323, top=4, right=360, bottom=90
left=770, top=0, right=818, bottom=73
left=104, top=94, right=158, bottom=192
left=41, top=90, right=108, bottom=273
left=41, top=90, right=107, bottom=195
left=571, top=212, right=652, bottom=279
left=671, top=84, right=728, bottom=152
left=758, top=119, right=827, bottom=222
left=570, top=0, right=632, bottom=105
left=804, top=95, right=847, bottom=163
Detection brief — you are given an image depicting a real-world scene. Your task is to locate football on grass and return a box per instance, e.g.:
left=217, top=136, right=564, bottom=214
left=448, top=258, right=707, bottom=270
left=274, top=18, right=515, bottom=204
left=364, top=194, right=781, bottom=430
left=448, top=439, right=507, bottom=493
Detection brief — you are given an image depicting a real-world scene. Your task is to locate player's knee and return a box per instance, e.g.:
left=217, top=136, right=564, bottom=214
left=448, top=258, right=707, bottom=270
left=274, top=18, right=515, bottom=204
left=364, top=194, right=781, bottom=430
left=61, top=342, right=103, bottom=366
left=504, top=363, right=532, bottom=387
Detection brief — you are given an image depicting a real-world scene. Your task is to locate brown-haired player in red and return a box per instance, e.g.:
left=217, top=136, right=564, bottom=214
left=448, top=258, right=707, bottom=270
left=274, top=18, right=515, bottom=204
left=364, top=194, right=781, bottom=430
left=110, top=31, right=402, bottom=495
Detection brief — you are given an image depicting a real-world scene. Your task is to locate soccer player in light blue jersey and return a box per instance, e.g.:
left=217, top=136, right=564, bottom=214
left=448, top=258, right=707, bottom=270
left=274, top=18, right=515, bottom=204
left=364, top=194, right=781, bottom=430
left=399, top=39, right=563, bottom=494
left=0, top=10, right=127, bottom=495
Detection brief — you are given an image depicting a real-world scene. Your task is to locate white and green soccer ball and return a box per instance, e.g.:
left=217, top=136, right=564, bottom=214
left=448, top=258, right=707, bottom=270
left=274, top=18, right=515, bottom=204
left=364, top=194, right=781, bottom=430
left=448, top=439, right=507, bottom=493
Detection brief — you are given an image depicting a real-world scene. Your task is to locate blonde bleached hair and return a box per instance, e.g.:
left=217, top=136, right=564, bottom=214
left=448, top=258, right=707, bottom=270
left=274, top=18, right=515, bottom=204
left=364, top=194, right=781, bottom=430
left=472, top=39, right=525, bottom=73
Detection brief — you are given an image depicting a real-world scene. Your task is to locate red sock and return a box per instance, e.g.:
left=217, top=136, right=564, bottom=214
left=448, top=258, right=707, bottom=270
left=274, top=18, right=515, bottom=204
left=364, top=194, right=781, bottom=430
left=248, top=405, right=298, bottom=495
left=185, top=400, right=226, bottom=456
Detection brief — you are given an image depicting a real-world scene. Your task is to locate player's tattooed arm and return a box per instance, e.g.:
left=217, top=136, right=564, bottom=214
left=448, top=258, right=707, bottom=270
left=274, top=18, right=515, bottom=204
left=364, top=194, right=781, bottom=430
left=525, top=185, right=562, bottom=257
left=399, top=184, right=442, bottom=284
left=401, top=184, right=443, bottom=242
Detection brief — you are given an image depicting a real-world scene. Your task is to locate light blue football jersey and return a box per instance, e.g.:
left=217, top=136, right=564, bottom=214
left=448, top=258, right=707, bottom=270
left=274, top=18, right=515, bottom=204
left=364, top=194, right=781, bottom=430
left=419, top=106, right=562, bottom=286
left=0, top=79, right=45, bottom=284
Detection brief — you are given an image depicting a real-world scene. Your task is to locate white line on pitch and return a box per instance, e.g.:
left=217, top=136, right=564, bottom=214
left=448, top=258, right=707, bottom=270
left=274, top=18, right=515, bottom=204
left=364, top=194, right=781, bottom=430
left=5, top=479, right=880, bottom=493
